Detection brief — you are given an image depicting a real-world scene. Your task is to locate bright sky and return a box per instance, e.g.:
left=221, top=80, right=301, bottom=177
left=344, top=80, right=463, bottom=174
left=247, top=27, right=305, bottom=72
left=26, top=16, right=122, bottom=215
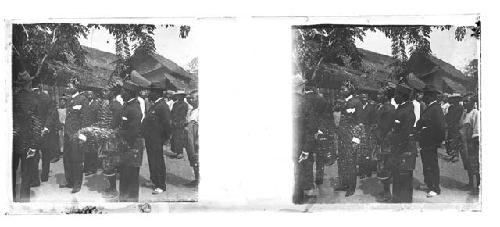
left=355, top=27, right=479, bottom=71
left=79, top=25, right=198, bottom=68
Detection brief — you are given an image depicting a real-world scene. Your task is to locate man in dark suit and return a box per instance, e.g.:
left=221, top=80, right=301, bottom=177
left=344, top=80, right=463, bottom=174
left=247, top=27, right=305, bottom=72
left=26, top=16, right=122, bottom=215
left=170, top=91, right=189, bottom=159
left=117, top=81, right=144, bottom=202
left=390, top=84, right=417, bottom=203
left=375, top=88, right=396, bottom=201
left=142, top=82, right=172, bottom=194
left=416, top=84, right=446, bottom=197
left=12, top=68, right=43, bottom=202
left=356, top=93, right=377, bottom=178
left=82, top=90, right=101, bottom=176
left=60, top=85, right=89, bottom=193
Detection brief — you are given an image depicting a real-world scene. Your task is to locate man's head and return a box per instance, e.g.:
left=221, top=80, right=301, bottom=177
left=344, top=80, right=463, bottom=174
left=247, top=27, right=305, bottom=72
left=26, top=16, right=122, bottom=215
left=121, top=81, right=141, bottom=101
left=422, top=84, right=441, bottom=104
left=360, top=93, right=368, bottom=104
left=188, top=90, right=199, bottom=108
left=394, top=84, right=412, bottom=105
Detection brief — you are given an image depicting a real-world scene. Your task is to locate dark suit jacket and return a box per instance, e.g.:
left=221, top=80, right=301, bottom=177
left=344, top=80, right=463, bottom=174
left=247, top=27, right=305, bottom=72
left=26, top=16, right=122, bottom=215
left=416, top=101, right=446, bottom=147
left=110, top=98, right=124, bottom=129
left=357, top=103, right=376, bottom=125
left=390, top=102, right=417, bottom=170
left=171, top=100, right=189, bottom=128
left=64, top=92, right=89, bottom=136
left=142, top=99, right=172, bottom=143
left=119, top=99, right=143, bottom=144
left=375, top=102, right=396, bottom=142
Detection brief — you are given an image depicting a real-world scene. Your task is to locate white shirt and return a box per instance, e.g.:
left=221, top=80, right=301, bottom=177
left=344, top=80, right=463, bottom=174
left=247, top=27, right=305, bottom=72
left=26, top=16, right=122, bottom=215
left=187, top=108, right=199, bottom=123
left=137, top=97, right=146, bottom=122
left=165, top=99, right=174, bottom=111
left=128, top=97, right=146, bottom=122
left=390, top=98, right=398, bottom=109
left=463, top=109, right=480, bottom=138
left=115, top=95, right=124, bottom=105
left=412, top=100, right=421, bottom=127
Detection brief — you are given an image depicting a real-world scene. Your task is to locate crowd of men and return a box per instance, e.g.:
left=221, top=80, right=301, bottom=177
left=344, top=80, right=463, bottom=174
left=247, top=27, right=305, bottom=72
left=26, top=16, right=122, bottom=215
left=293, top=75, right=480, bottom=204
left=12, top=65, right=199, bottom=202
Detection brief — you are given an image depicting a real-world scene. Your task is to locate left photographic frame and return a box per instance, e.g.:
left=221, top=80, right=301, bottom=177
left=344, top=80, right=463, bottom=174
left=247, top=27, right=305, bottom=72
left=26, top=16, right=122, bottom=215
left=9, top=21, right=199, bottom=209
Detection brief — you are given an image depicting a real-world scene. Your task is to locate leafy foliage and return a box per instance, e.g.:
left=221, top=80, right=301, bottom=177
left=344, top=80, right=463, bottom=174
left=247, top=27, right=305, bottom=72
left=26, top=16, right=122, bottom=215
left=12, top=23, right=191, bottom=87
left=293, top=22, right=481, bottom=86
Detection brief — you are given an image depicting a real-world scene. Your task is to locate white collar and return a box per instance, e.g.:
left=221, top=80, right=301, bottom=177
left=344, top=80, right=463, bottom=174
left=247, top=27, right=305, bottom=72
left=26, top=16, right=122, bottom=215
left=345, top=95, right=353, bottom=102
left=127, top=98, right=136, bottom=103
left=430, top=100, right=438, bottom=106
left=71, top=91, right=80, bottom=98
left=154, top=98, right=163, bottom=104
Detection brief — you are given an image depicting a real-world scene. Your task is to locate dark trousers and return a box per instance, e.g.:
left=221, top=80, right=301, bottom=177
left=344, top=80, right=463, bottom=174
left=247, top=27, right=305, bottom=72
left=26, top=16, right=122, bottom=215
left=12, top=152, right=36, bottom=202
left=313, top=151, right=325, bottom=185
left=63, top=136, right=83, bottom=188
left=420, top=145, right=441, bottom=193
left=392, top=169, right=413, bottom=203
left=41, top=148, right=52, bottom=181
left=31, top=151, right=41, bottom=185
left=118, top=165, right=140, bottom=202
left=145, top=138, right=166, bottom=190
left=83, top=145, right=99, bottom=173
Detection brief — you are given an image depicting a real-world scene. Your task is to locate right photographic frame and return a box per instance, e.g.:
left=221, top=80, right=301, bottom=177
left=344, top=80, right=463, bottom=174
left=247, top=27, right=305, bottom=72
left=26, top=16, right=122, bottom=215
left=292, top=21, right=480, bottom=208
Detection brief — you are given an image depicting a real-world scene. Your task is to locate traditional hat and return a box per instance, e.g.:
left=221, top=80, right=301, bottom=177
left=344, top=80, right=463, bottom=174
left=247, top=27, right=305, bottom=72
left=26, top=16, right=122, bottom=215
left=173, top=90, right=187, bottom=96
left=148, top=81, right=165, bottom=91
left=423, top=84, right=442, bottom=94
left=122, top=80, right=141, bottom=93
left=14, top=70, right=35, bottom=85
left=395, top=83, right=413, bottom=95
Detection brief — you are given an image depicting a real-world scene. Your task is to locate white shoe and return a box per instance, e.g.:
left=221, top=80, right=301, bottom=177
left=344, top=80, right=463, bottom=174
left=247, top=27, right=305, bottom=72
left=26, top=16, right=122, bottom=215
left=427, top=191, right=438, bottom=198
left=152, top=188, right=164, bottom=195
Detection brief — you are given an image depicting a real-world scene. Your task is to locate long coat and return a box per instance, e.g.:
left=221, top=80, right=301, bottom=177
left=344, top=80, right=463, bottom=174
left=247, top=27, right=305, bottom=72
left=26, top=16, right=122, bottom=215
left=118, top=98, right=144, bottom=167
left=13, top=89, right=43, bottom=156
left=375, top=102, right=396, bottom=142
left=390, top=101, right=417, bottom=170
left=142, top=99, right=172, bottom=143
left=64, top=92, right=89, bottom=162
left=416, top=101, right=446, bottom=148
left=64, top=92, right=89, bottom=137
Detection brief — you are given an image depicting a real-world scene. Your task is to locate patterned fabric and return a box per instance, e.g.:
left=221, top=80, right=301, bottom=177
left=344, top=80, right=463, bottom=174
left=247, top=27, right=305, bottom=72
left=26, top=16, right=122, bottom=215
left=337, top=113, right=365, bottom=188
left=13, top=90, right=43, bottom=156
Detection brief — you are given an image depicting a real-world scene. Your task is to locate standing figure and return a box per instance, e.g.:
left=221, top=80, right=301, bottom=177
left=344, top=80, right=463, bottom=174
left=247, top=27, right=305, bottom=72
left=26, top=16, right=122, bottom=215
left=82, top=90, right=101, bottom=176
left=292, top=76, right=319, bottom=204
left=416, top=84, right=446, bottom=198
left=374, top=87, right=396, bottom=202
left=142, top=82, right=172, bottom=194
left=102, top=85, right=124, bottom=198
left=40, top=101, right=61, bottom=182
left=12, top=69, right=43, bottom=202
left=117, top=81, right=144, bottom=202
left=60, top=85, right=89, bottom=193
left=356, top=93, right=377, bottom=178
left=444, top=94, right=464, bottom=162
left=170, top=91, right=189, bottom=159
left=389, top=84, right=417, bottom=203
left=335, top=97, right=366, bottom=197
left=185, top=90, right=200, bottom=187
left=461, top=96, right=480, bottom=195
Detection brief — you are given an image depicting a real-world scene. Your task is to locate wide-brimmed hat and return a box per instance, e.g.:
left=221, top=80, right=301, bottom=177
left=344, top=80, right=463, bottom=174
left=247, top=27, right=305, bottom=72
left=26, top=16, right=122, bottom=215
left=173, top=90, right=187, bottom=96
left=395, top=83, right=413, bottom=95
left=423, top=84, right=442, bottom=94
left=148, top=81, right=165, bottom=91
left=122, top=80, right=141, bottom=93
left=14, top=70, right=35, bottom=85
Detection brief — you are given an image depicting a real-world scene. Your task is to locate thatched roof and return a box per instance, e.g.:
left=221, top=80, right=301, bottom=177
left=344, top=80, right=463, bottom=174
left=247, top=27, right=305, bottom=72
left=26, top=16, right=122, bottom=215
left=129, top=52, right=196, bottom=91
left=407, top=52, right=469, bottom=94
